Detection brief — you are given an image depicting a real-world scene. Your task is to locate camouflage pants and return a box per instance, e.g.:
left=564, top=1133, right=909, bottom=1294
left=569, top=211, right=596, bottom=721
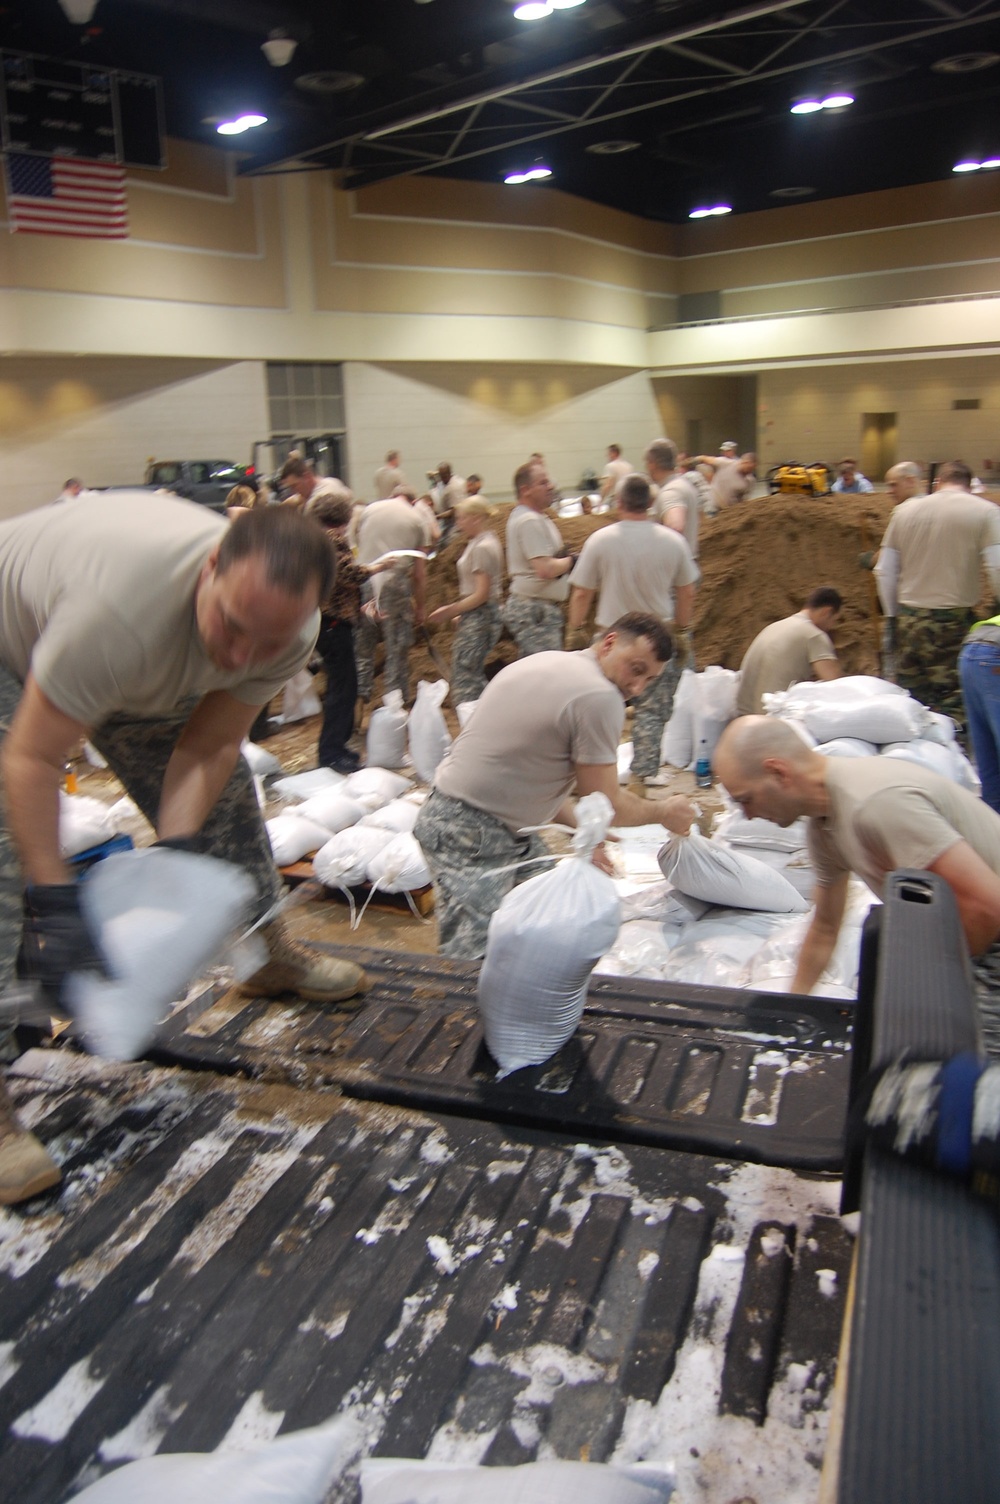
left=896, top=605, right=974, bottom=734
left=0, top=665, right=281, bottom=994
left=413, top=789, right=549, bottom=960
left=354, top=569, right=414, bottom=702
left=630, top=656, right=683, bottom=779
left=451, top=603, right=502, bottom=706
left=501, top=595, right=564, bottom=657
left=971, top=936, right=1000, bottom=1061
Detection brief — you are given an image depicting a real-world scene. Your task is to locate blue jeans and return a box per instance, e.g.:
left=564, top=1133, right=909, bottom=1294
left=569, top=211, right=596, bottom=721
left=959, top=638, right=1000, bottom=814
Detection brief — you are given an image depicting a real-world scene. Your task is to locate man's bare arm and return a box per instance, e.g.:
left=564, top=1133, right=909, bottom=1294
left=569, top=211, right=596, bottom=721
left=157, top=690, right=261, bottom=841
left=663, top=503, right=687, bottom=536
left=1, top=674, right=90, bottom=884
left=568, top=585, right=596, bottom=632
left=530, top=553, right=573, bottom=582
left=791, top=874, right=849, bottom=994
left=673, top=582, right=695, bottom=630
left=927, top=839, right=1000, bottom=956
left=574, top=762, right=696, bottom=833
left=813, top=658, right=841, bottom=682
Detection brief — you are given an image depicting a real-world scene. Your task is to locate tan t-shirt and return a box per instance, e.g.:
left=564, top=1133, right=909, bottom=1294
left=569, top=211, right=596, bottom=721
left=457, top=531, right=503, bottom=603
left=0, top=492, right=318, bottom=725
left=881, top=489, right=1000, bottom=607
left=736, top=612, right=837, bottom=716
left=374, top=464, right=406, bottom=499
left=650, top=474, right=700, bottom=557
left=602, top=457, right=632, bottom=493
left=357, top=497, right=425, bottom=565
left=569, top=519, right=699, bottom=628
left=506, top=504, right=569, bottom=602
left=808, top=756, right=1000, bottom=900
left=712, top=462, right=753, bottom=509
left=434, top=648, right=624, bottom=831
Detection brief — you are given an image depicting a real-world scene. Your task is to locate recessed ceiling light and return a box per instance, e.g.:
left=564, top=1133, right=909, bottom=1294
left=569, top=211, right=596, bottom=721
left=954, top=157, right=1000, bottom=172
left=792, top=94, right=853, bottom=114
left=586, top=139, right=640, bottom=155
left=689, top=204, right=732, bottom=219
left=933, top=52, right=999, bottom=74
left=790, top=99, right=824, bottom=114
left=821, top=92, right=854, bottom=108
left=770, top=185, right=816, bottom=198
left=983, top=157, right=1000, bottom=169
left=549, top=0, right=587, bottom=7
left=513, top=2, right=552, bottom=18
left=504, top=165, right=553, bottom=183
left=217, top=114, right=267, bottom=135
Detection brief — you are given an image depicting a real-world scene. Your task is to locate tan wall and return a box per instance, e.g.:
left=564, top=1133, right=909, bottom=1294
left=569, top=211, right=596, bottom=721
left=0, top=357, right=268, bottom=517
left=652, top=375, right=757, bottom=457
left=758, top=357, right=1000, bottom=481
left=343, top=362, right=662, bottom=501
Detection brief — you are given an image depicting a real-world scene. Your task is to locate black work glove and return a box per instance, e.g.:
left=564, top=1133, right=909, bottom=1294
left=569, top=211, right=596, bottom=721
left=21, top=884, right=106, bottom=1011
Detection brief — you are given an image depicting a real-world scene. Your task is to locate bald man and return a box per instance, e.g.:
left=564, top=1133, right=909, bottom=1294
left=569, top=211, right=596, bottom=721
left=713, top=716, right=1000, bottom=1051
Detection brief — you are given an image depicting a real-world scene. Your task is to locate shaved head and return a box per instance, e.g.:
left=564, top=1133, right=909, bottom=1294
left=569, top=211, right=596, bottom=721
left=716, top=716, right=814, bottom=777
left=714, top=716, right=827, bottom=826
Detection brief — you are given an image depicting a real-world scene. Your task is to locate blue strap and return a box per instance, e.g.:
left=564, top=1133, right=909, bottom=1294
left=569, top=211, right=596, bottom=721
left=935, top=1053, right=986, bottom=1176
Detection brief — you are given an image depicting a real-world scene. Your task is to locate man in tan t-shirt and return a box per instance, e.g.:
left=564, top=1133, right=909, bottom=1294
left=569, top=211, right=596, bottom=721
left=502, top=457, right=575, bottom=656
left=713, top=717, right=1000, bottom=1048
left=736, top=587, right=842, bottom=716
left=0, top=495, right=369, bottom=1205
left=699, top=452, right=757, bottom=510
left=374, top=450, right=406, bottom=499
left=599, top=444, right=632, bottom=503
left=356, top=495, right=427, bottom=703
left=414, top=613, right=696, bottom=957
left=875, top=459, right=1000, bottom=732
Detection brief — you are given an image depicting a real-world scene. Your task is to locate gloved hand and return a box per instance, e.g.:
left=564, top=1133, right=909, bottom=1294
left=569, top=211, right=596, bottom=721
left=565, top=625, right=592, bottom=652
left=21, top=884, right=106, bottom=1010
left=673, top=626, right=694, bottom=667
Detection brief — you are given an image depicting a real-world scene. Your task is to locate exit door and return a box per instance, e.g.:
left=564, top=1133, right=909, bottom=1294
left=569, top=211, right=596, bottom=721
left=860, top=413, right=897, bottom=482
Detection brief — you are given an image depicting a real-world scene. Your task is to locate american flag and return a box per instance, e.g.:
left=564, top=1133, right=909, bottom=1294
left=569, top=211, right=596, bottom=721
left=4, top=153, right=127, bottom=238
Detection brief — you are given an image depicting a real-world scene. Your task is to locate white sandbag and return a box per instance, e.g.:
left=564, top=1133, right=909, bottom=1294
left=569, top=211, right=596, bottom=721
left=367, top=688, right=408, bottom=768
left=365, top=832, right=430, bottom=892
left=660, top=668, right=696, bottom=768
left=343, top=766, right=413, bottom=810
left=765, top=675, right=907, bottom=713
left=456, top=700, right=478, bottom=728
left=658, top=829, right=809, bottom=913
left=59, top=793, right=116, bottom=858
left=108, top=795, right=139, bottom=827
left=266, top=814, right=332, bottom=865
left=292, top=789, right=366, bottom=833
left=797, top=693, right=927, bottom=744
left=882, top=738, right=980, bottom=793
left=408, top=679, right=452, bottom=783
left=617, top=740, right=633, bottom=784
left=922, top=711, right=958, bottom=746
left=313, top=825, right=394, bottom=888
left=595, top=916, right=686, bottom=979
left=660, top=940, right=754, bottom=988
left=691, top=665, right=739, bottom=761
left=358, top=798, right=421, bottom=834
left=712, top=808, right=808, bottom=852
left=277, top=667, right=321, bottom=724
left=82, top=740, right=107, bottom=768
left=68, top=848, right=255, bottom=1061
left=273, top=767, right=345, bottom=802
left=71, top=1418, right=357, bottom=1504
left=478, top=793, right=621, bottom=1077
left=747, top=880, right=878, bottom=996
left=815, top=737, right=879, bottom=758
left=360, top=1458, right=674, bottom=1504
left=240, top=739, right=283, bottom=776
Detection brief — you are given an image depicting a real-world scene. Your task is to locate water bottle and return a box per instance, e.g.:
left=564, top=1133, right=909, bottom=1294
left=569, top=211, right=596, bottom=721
left=695, top=737, right=712, bottom=789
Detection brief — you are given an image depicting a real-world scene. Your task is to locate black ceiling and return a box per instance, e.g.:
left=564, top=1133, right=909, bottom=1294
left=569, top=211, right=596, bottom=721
left=4, top=0, right=1000, bottom=223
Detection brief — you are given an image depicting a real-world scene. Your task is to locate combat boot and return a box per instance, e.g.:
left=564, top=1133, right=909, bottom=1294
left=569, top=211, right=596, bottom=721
left=0, top=1077, right=60, bottom=1205
left=238, top=919, right=369, bottom=1007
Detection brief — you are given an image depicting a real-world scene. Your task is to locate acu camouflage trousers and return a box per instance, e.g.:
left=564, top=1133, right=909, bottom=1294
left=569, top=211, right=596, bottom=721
left=629, top=655, right=683, bottom=780
left=354, top=569, right=415, bottom=703
left=0, top=664, right=281, bottom=994
left=501, top=595, right=564, bottom=657
left=896, top=604, right=975, bottom=735
left=412, top=789, right=549, bottom=959
left=450, top=602, right=502, bottom=706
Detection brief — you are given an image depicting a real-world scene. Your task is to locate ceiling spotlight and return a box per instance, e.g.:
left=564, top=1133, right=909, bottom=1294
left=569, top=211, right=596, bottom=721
left=261, top=29, right=297, bottom=67
left=791, top=94, right=853, bottom=114
left=953, top=159, right=983, bottom=172
left=59, top=0, right=99, bottom=20
left=504, top=165, right=553, bottom=183
left=933, top=52, right=999, bottom=74
left=549, top=0, right=588, bottom=7
left=821, top=92, right=854, bottom=108
left=983, top=157, right=1000, bottom=169
left=217, top=114, right=268, bottom=136
left=689, top=204, right=732, bottom=218
left=791, top=99, right=824, bottom=114
left=513, top=2, right=553, bottom=18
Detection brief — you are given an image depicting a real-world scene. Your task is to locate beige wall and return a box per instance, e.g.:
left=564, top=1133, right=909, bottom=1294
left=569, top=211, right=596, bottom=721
left=0, top=358, right=267, bottom=517
left=343, top=362, right=662, bottom=501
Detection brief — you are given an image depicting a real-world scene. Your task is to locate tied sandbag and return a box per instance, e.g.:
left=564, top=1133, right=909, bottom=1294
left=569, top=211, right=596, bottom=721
left=658, top=829, right=809, bottom=913
left=67, top=848, right=255, bottom=1062
left=344, top=766, right=413, bottom=811
left=71, top=1417, right=358, bottom=1504
left=240, top=739, right=283, bottom=776
left=815, top=737, right=879, bottom=758
left=367, top=688, right=408, bottom=769
left=277, top=666, right=321, bottom=724
left=477, top=793, right=621, bottom=1078
left=692, top=665, right=739, bottom=763
left=409, top=679, right=452, bottom=783
left=765, top=674, right=908, bottom=712
left=266, top=814, right=333, bottom=865
left=365, top=833, right=430, bottom=893
left=360, top=1458, right=674, bottom=1504
left=273, top=767, right=345, bottom=802
left=712, top=808, right=808, bottom=852
left=923, top=711, right=958, bottom=746
left=314, top=825, right=394, bottom=888
left=59, top=792, right=116, bottom=858
left=882, top=738, right=980, bottom=793
left=358, top=798, right=421, bottom=834
left=292, top=789, right=366, bottom=834
left=660, top=668, right=695, bottom=768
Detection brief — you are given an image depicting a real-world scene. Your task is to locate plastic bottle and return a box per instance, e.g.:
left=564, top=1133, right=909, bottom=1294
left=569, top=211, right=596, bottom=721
left=694, top=737, right=713, bottom=788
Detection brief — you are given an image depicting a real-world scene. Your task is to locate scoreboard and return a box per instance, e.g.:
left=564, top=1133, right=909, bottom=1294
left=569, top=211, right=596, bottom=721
left=0, top=51, right=164, bottom=169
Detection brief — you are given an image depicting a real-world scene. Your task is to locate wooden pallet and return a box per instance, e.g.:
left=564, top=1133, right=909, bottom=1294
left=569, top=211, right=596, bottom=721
left=279, top=859, right=435, bottom=916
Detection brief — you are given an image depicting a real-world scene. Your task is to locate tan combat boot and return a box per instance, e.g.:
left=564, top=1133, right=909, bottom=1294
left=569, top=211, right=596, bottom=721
left=238, top=919, right=369, bottom=1007
left=0, top=1077, right=60, bottom=1205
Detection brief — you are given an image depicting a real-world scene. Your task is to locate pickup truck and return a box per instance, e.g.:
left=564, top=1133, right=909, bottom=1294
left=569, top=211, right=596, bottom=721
left=100, top=460, right=248, bottom=512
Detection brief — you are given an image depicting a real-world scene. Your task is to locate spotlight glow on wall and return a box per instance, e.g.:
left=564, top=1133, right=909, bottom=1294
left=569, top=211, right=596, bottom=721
left=689, top=204, right=732, bottom=219
left=954, top=157, right=1000, bottom=172
left=217, top=114, right=268, bottom=135
left=791, top=93, right=854, bottom=113
left=504, top=166, right=553, bottom=183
